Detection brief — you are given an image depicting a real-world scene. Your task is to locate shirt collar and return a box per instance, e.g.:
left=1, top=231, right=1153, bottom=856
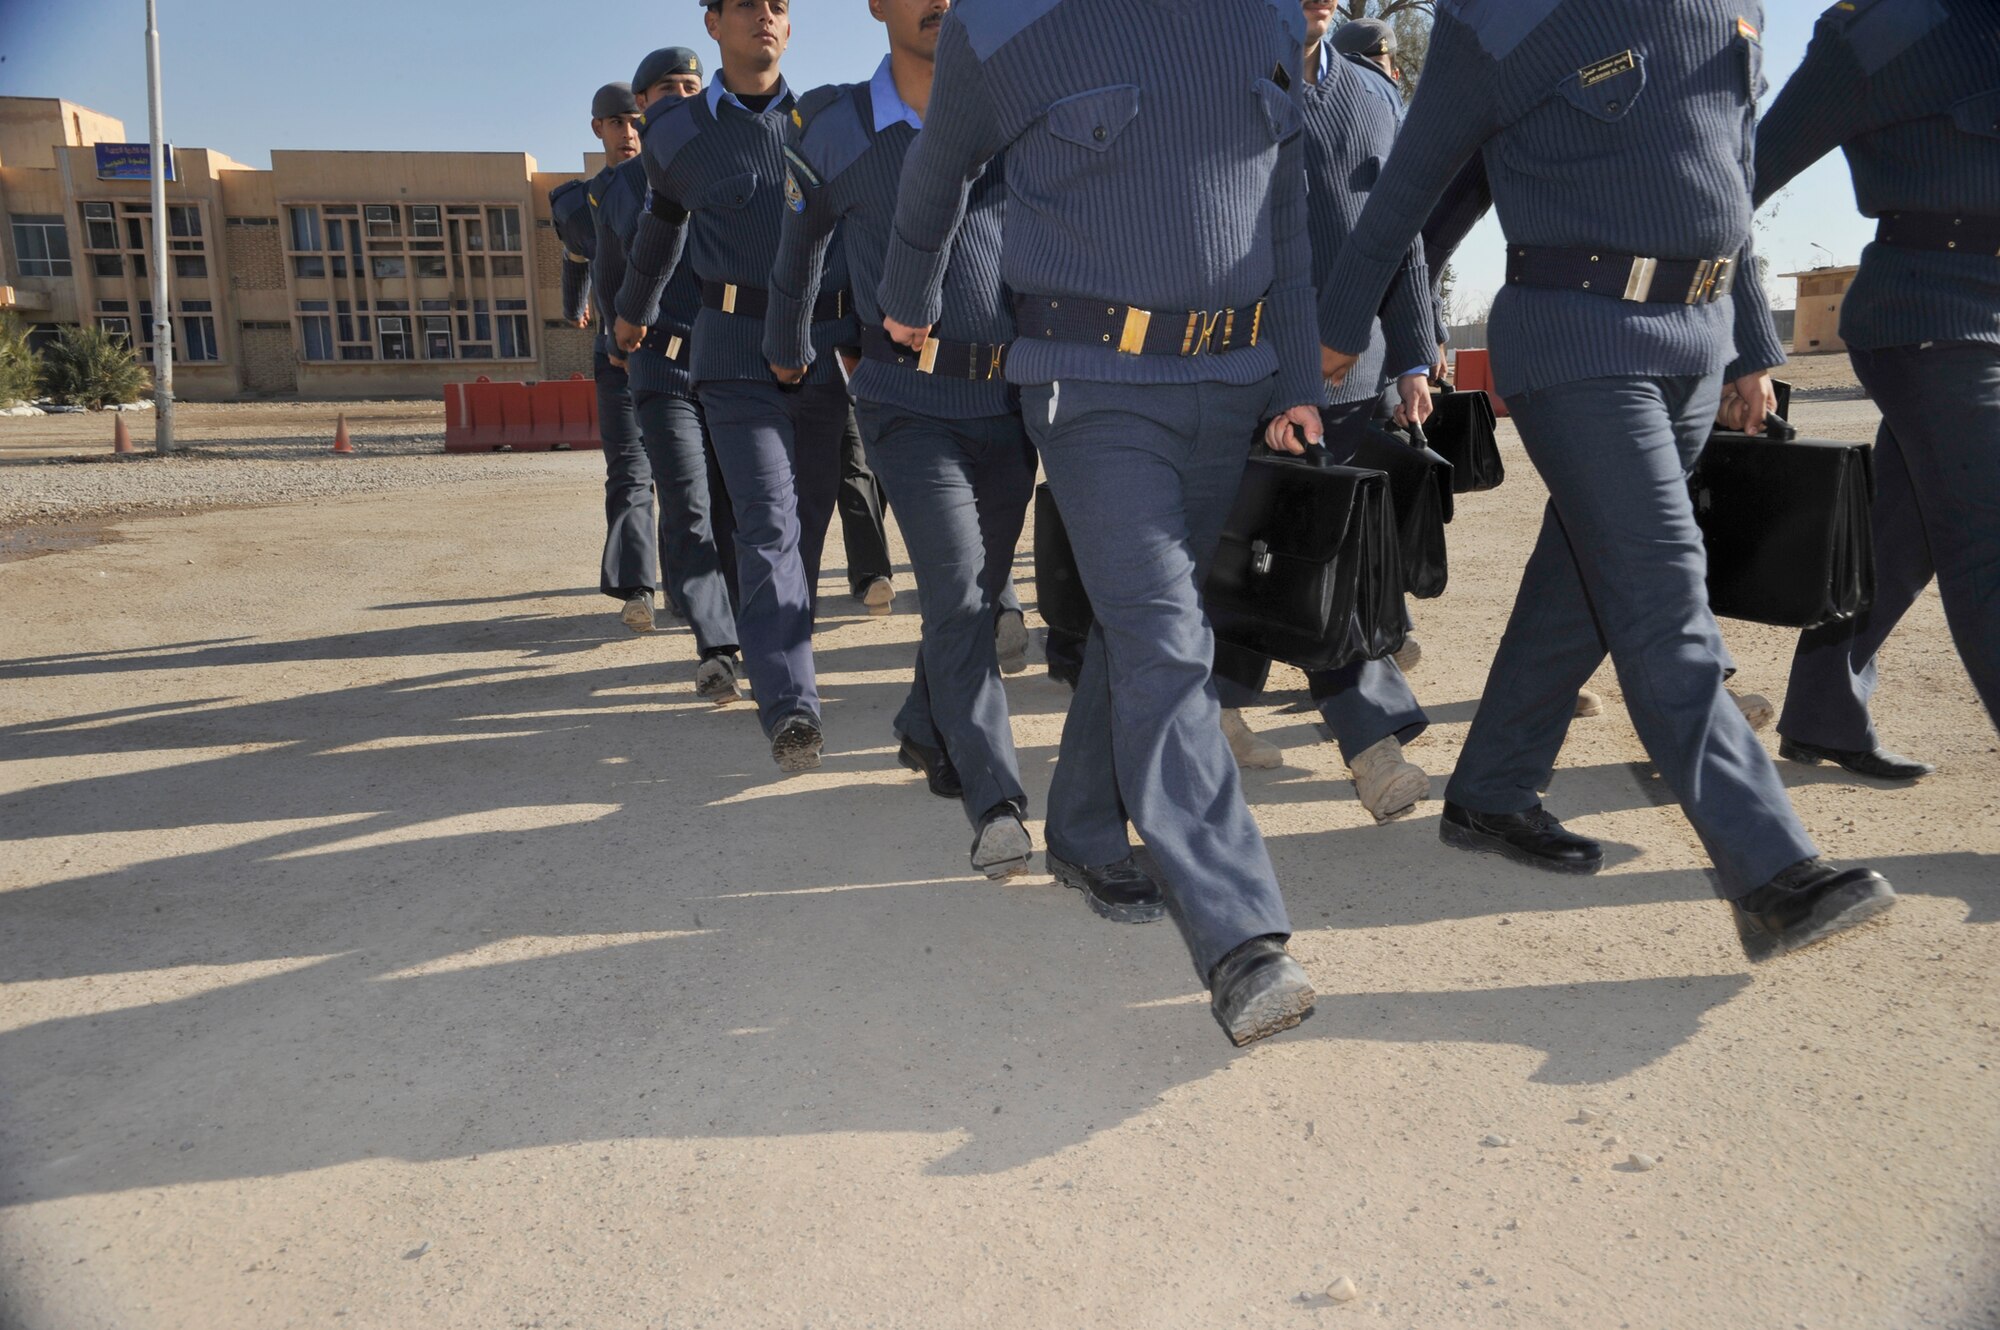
left=868, top=55, right=925, bottom=132
left=706, top=70, right=793, bottom=117
left=1314, top=41, right=1332, bottom=83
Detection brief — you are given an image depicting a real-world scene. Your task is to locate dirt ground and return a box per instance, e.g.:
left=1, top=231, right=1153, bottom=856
left=1, top=377, right=1995, bottom=1330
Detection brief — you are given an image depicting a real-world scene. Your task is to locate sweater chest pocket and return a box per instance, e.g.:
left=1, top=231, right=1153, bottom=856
left=696, top=171, right=759, bottom=211
left=1253, top=79, right=1303, bottom=145
left=1557, top=50, right=1646, bottom=122
left=1736, top=33, right=1767, bottom=101
left=1043, top=85, right=1141, bottom=153
left=1951, top=88, right=2000, bottom=141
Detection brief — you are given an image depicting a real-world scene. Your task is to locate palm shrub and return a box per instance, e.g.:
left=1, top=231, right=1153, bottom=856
left=40, top=323, right=149, bottom=409
left=0, top=311, right=38, bottom=406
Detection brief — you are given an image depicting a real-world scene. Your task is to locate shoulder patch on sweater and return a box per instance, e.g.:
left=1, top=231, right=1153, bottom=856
left=1258, top=0, right=1307, bottom=45
left=548, top=177, right=586, bottom=218
left=798, top=84, right=873, bottom=183
left=637, top=95, right=704, bottom=173
left=1820, top=0, right=1947, bottom=74
left=957, top=0, right=1066, bottom=60
left=1440, top=0, right=1559, bottom=61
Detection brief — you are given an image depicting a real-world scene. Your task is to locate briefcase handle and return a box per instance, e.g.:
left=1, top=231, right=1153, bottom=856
left=1761, top=411, right=1798, bottom=442
left=1265, top=423, right=1340, bottom=468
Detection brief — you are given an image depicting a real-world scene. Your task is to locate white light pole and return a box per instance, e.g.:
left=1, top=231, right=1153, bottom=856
left=145, top=0, right=175, bottom=453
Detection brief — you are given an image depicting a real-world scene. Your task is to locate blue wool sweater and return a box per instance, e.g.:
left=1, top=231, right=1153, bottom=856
left=1754, top=0, right=2000, bottom=351
left=1321, top=0, right=1788, bottom=398
left=613, top=76, right=852, bottom=389
left=877, top=0, right=1321, bottom=412
left=765, top=74, right=1014, bottom=420
left=549, top=175, right=601, bottom=348
left=1303, top=50, right=1434, bottom=405
left=594, top=155, right=700, bottom=399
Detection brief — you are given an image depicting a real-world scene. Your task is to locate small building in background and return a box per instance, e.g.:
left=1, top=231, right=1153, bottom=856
left=0, top=96, right=596, bottom=400
left=1782, top=264, right=1859, bottom=356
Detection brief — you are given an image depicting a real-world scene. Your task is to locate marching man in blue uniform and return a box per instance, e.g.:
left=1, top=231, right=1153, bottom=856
left=614, top=0, right=859, bottom=773
left=764, top=0, right=1037, bottom=880
left=1212, top=0, right=1439, bottom=825
left=593, top=47, right=745, bottom=704
left=1759, top=0, right=2000, bottom=775
left=550, top=82, right=665, bottom=635
left=879, top=0, right=1323, bottom=1046
left=1320, top=0, right=1896, bottom=962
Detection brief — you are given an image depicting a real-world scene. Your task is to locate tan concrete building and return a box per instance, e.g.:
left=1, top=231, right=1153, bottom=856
left=1782, top=264, right=1860, bottom=356
left=0, top=96, right=596, bottom=399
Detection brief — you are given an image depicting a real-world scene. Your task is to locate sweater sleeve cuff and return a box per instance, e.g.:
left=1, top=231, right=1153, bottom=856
left=1269, top=285, right=1322, bottom=415
left=1725, top=264, right=1788, bottom=380
left=878, top=229, right=950, bottom=329
left=614, top=267, right=666, bottom=329
left=761, top=287, right=816, bottom=371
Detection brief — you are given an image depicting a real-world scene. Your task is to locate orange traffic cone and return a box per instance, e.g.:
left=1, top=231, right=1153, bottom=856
left=331, top=413, right=355, bottom=455
left=112, top=413, right=135, bottom=455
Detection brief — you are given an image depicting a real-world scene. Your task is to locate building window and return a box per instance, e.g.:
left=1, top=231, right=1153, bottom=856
left=491, top=256, right=524, bottom=277
left=93, top=253, right=124, bottom=277
left=424, top=315, right=453, bottom=359
left=364, top=204, right=401, bottom=237
left=411, top=205, right=442, bottom=238
left=98, top=315, right=131, bottom=343
left=378, top=316, right=411, bottom=361
left=182, top=315, right=219, bottom=362
left=175, top=255, right=208, bottom=279
left=371, top=256, right=406, bottom=279
left=294, top=256, right=325, bottom=279
left=11, top=216, right=72, bottom=277
left=82, top=202, right=117, bottom=249
left=300, top=315, right=334, bottom=361
left=496, top=300, right=531, bottom=358
left=168, top=205, right=202, bottom=239
left=288, top=206, right=321, bottom=251
left=487, top=207, right=522, bottom=251
left=414, top=255, right=447, bottom=278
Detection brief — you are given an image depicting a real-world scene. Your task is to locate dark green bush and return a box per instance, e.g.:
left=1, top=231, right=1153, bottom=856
left=0, top=311, right=38, bottom=406
left=39, top=324, right=150, bottom=409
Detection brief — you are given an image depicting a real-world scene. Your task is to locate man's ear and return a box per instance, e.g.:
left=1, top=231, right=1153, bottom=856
left=704, top=6, right=721, bottom=41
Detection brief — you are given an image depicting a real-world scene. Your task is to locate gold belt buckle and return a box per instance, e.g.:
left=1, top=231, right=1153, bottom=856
left=1683, top=260, right=1714, bottom=305
left=1705, top=256, right=1735, bottom=302
left=665, top=334, right=684, bottom=360
left=916, top=336, right=940, bottom=375
left=1117, top=306, right=1153, bottom=356
left=720, top=283, right=740, bottom=315
left=987, top=345, right=1006, bottom=380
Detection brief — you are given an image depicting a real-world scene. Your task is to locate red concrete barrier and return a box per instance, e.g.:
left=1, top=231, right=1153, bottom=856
left=444, top=374, right=600, bottom=452
left=1450, top=348, right=1508, bottom=418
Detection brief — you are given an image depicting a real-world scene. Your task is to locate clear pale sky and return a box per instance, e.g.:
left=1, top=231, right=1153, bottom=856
left=1, top=0, right=1870, bottom=312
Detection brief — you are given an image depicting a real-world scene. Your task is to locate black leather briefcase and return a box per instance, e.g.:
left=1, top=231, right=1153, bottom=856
left=1206, top=443, right=1408, bottom=672
left=1032, top=482, right=1094, bottom=638
left=1329, top=417, right=1453, bottom=599
left=1424, top=382, right=1504, bottom=493
left=1690, top=412, right=1875, bottom=630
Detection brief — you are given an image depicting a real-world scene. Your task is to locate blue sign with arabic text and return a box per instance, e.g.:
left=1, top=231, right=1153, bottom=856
left=95, top=143, right=177, bottom=182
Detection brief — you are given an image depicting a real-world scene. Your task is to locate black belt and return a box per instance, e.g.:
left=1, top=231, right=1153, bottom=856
left=1505, top=245, right=1738, bottom=304
left=700, top=279, right=849, bottom=323
left=1875, top=211, right=2000, bottom=256
left=1011, top=294, right=1264, bottom=357
left=641, top=324, right=692, bottom=364
left=859, top=324, right=1008, bottom=381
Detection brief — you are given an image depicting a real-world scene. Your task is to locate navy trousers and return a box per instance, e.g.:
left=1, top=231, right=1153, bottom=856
left=696, top=380, right=848, bottom=735
left=596, top=352, right=658, bottom=599
left=856, top=402, right=1036, bottom=826
left=1022, top=378, right=1292, bottom=981
left=1780, top=340, right=2000, bottom=746
left=632, top=389, right=739, bottom=661
left=838, top=407, right=895, bottom=595
left=1451, top=371, right=1818, bottom=898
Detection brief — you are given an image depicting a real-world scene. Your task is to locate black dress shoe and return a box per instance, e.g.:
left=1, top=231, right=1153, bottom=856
left=770, top=712, right=823, bottom=773
left=897, top=735, right=962, bottom=799
left=1208, top=935, right=1316, bottom=1048
left=1731, top=858, right=1896, bottom=961
left=1778, top=737, right=1935, bottom=781
left=1047, top=656, right=1081, bottom=691
left=970, top=801, right=1033, bottom=880
left=1439, top=801, right=1603, bottom=874
left=1046, top=851, right=1165, bottom=924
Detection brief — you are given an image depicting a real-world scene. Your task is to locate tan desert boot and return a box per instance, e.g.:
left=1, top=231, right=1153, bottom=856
left=1350, top=735, right=1429, bottom=822
left=1221, top=707, right=1282, bottom=770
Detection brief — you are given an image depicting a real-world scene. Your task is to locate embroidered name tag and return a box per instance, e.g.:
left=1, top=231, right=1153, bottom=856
left=1578, top=50, right=1637, bottom=87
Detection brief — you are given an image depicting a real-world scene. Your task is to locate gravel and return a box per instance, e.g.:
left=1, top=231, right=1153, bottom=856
left=0, top=444, right=594, bottom=527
